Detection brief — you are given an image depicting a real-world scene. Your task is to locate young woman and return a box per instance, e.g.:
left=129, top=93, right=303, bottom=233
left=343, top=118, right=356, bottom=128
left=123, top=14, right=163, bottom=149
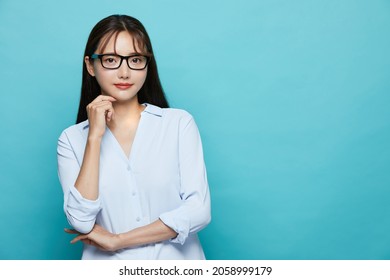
left=57, top=14, right=211, bottom=260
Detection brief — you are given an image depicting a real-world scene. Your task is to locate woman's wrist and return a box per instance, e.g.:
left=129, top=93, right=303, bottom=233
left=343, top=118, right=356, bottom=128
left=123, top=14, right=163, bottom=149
left=87, top=133, right=103, bottom=143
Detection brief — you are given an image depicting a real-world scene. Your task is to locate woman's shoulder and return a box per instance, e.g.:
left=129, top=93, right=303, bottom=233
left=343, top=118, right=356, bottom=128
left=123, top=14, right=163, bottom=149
left=163, top=107, right=193, bottom=119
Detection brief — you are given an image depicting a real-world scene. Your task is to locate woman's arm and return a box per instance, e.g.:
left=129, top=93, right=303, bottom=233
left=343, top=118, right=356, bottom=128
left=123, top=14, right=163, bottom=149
left=158, top=115, right=211, bottom=244
left=66, top=219, right=177, bottom=251
left=58, top=95, right=116, bottom=233
left=73, top=136, right=101, bottom=200
left=57, top=131, right=102, bottom=234
left=74, top=95, right=116, bottom=200
left=116, top=219, right=178, bottom=249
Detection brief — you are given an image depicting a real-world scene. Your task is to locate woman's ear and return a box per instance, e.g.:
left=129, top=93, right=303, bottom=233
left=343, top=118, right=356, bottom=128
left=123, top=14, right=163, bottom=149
left=85, top=56, right=95, bottom=77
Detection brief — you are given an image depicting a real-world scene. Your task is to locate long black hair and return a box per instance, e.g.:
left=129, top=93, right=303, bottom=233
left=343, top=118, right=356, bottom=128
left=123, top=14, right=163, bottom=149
left=76, top=14, right=169, bottom=123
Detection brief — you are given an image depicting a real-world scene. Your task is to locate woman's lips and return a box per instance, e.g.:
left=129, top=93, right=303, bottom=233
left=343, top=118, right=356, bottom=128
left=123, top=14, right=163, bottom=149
left=114, top=83, right=133, bottom=90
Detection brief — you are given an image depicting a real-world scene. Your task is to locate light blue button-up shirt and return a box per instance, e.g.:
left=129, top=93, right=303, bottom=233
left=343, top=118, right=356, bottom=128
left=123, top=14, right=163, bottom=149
left=57, top=104, right=211, bottom=259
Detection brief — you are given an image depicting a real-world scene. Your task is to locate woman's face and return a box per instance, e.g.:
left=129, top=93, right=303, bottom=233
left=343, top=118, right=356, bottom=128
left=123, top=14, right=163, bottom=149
left=85, top=31, right=148, bottom=102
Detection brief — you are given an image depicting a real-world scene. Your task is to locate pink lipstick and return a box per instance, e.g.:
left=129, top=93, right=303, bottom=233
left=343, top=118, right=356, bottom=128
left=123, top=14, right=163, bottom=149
left=114, top=83, right=133, bottom=90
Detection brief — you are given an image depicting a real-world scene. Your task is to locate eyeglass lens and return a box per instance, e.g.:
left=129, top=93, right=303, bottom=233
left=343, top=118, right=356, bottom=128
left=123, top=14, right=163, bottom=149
left=101, top=55, right=148, bottom=69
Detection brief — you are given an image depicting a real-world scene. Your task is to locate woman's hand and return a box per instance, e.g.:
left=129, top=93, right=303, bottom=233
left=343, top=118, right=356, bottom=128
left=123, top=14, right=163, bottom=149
left=86, top=95, right=116, bottom=139
left=64, top=224, right=121, bottom=252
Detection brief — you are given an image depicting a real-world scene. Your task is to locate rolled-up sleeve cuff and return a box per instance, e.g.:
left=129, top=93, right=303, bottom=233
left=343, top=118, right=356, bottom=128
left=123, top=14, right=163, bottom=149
left=65, top=185, right=101, bottom=231
left=159, top=213, right=190, bottom=245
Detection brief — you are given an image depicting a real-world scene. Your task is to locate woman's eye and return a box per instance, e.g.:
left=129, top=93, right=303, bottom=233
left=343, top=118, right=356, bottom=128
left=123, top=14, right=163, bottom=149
left=131, top=57, right=143, bottom=64
left=104, top=57, right=117, bottom=64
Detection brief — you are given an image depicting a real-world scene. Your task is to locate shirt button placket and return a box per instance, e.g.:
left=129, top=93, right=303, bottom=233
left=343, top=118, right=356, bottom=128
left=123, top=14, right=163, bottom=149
left=127, top=163, right=142, bottom=224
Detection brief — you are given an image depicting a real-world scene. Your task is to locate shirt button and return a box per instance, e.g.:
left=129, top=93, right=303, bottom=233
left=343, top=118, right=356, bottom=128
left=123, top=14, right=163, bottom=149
left=132, top=191, right=136, bottom=196
left=127, top=165, right=131, bottom=171
left=136, top=217, right=140, bottom=222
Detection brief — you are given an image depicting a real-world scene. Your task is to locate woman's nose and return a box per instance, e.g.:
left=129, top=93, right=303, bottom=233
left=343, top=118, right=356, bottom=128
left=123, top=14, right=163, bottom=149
left=117, top=59, right=130, bottom=79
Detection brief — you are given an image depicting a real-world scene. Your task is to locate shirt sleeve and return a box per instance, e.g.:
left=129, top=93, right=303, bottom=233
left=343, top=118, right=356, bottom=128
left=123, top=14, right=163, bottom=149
left=159, top=116, right=211, bottom=245
left=57, top=130, right=101, bottom=234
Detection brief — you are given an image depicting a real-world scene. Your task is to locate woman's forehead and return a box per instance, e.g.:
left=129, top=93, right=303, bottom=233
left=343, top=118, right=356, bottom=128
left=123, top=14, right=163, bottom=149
left=97, top=31, right=145, bottom=54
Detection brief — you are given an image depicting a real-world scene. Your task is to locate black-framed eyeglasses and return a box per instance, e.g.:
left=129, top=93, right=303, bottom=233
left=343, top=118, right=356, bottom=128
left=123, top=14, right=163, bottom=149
left=90, top=53, right=151, bottom=70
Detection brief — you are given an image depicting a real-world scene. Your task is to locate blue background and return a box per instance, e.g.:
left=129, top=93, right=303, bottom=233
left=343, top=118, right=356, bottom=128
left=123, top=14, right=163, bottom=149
left=0, top=0, right=389, bottom=259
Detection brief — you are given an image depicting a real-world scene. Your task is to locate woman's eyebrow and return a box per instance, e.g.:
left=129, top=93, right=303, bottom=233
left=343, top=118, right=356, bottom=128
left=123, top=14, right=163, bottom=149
left=99, top=52, right=144, bottom=56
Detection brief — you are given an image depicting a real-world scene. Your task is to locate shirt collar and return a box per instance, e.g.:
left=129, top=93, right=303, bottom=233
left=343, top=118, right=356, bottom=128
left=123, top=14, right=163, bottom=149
left=81, top=103, right=162, bottom=130
left=81, top=120, right=89, bottom=130
left=143, top=103, right=163, bottom=117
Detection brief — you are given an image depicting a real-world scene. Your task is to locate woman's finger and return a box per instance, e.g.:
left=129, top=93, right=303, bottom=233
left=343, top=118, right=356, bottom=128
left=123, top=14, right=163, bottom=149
left=87, top=103, right=115, bottom=120
left=70, top=234, right=87, bottom=244
left=88, top=102, right=115, bottom=115
left=81, top=239, right=93, bottom=245
left=87, top=101, right=114, bottom=111
left=64, top=228, right=79, bottom=234
left=73, top=235, right=106, bottom=250
left=106, top=108, right=115, bottom=122
left=91, top=95, right=116, bottom=104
